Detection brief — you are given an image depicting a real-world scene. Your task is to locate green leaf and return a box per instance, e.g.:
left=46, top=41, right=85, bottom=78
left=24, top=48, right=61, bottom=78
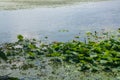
left=28, top=52, right=36, bottom=57
left=28, top=44, right=36, bottom=49
left=71, top=51, right=78, bottom=55
left=92, top=66, right=100, bottom=71
left=90, top=54, right=97, bottom=58
left=47, top=52, right=61, bottom=57
left=75, top=36, right=80, bottom=39
left=17, top=35, right=24, bottom=41
left=117, top=77, right=120, bottom=80
left=100, top=60, right=108, bottom=64
left=0, top=50, right=7, bottom=60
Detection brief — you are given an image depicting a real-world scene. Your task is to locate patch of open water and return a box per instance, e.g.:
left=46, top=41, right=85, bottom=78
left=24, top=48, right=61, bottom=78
left=0, top=0, right=120, bottom=42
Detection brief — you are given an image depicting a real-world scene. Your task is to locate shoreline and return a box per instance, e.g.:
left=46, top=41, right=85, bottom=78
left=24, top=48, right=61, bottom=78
left=0, top=0, right=109, bottom=10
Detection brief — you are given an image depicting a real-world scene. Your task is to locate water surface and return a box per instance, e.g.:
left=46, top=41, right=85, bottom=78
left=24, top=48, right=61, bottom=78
left=0, top=0, right=120, bottom=42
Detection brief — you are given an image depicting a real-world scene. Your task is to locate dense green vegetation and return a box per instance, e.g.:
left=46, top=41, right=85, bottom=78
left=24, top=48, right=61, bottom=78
left=1, top=29, right=120, bottom=79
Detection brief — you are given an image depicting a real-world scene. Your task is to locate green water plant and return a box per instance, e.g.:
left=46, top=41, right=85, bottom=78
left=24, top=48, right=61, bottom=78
left=1, top=29, right=120, bottom=72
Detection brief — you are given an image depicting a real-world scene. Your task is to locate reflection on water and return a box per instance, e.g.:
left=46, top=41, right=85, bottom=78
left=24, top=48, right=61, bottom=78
left=0, top=0, right=120, bottom=43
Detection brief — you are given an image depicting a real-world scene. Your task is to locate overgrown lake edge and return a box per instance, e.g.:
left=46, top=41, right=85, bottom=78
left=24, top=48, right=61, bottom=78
left=1, top=29, right=120, bottom=80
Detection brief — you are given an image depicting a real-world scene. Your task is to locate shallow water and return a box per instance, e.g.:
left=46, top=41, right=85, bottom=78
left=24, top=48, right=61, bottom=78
left=0, top=0, right=120, bottom=42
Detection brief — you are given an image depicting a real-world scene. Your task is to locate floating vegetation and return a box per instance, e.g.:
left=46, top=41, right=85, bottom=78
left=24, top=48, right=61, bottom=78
left=1, top=29, right=120, bottom=79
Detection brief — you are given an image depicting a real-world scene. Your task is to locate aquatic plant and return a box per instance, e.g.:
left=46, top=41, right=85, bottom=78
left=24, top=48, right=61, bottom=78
left=1, top=29, right=120, bottom=79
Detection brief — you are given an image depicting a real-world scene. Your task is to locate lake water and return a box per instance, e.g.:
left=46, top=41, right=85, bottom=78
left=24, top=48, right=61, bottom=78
left=0, top=0, right=120, bottom=43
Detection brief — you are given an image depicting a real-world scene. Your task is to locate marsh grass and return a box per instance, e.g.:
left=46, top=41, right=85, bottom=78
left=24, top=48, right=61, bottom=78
left=0, top=0, right=108, bottom=10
